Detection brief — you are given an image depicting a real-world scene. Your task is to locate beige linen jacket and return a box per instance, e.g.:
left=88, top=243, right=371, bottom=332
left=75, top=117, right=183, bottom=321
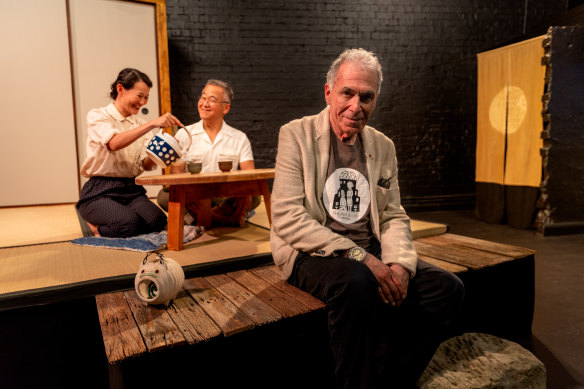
left=270, top=107, right=418, bottom=280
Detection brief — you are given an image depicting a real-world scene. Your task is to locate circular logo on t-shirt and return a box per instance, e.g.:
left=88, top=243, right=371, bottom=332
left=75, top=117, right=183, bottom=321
left=323, top=168, right=370, bottom=224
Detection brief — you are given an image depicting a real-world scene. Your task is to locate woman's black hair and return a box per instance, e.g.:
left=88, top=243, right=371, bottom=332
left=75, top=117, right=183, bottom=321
left=109, top=68, right=153, bottom=100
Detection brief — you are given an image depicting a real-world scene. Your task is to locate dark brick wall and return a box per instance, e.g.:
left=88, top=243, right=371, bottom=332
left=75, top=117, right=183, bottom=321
left=166, top=0, right=568, bottom=209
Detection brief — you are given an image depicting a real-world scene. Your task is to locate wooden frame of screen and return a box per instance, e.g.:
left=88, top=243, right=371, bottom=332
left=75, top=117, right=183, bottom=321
left=133, top=0, right=172, bottom=116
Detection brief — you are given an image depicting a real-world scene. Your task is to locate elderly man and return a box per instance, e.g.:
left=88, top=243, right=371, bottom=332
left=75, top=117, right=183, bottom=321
left=270, top=49, right=465, bottom=388
left=157, top=79, right=259, bottom=226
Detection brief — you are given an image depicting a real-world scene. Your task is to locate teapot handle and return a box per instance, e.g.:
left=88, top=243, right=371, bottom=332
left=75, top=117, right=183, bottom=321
left=174, top=126, right=192, bottom=152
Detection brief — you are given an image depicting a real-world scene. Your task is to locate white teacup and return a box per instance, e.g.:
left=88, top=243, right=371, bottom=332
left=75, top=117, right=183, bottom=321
left=146, top=127, right=192, bottom=168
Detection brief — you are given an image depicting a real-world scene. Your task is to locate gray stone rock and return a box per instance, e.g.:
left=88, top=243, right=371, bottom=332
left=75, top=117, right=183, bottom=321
left=417, top=332, right=546, bottom=389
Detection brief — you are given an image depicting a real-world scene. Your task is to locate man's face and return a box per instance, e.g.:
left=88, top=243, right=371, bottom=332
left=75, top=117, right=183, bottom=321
left=198, top=84, right=230, bottom=122
left=325, top=62, right=379, bottom=141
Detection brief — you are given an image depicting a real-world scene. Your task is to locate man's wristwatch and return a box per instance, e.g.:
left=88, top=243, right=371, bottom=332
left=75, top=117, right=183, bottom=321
left=346, top=246, right=367, bottom=262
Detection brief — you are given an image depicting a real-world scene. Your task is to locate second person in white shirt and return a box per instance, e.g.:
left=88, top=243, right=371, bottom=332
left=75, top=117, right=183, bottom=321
left=157, top=79, right=260, bottom=226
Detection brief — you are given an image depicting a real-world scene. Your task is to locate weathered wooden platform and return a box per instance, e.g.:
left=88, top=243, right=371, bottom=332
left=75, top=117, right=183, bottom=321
left=95, top=232, right=536, bottom=388
left=97, top=265, right=324, bottom=364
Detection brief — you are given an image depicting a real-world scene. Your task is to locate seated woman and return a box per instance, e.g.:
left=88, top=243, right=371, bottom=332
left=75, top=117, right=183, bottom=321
left=77, top=68, right=183, bottom=237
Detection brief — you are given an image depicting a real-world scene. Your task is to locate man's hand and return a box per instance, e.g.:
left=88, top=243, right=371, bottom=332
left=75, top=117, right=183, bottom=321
left=363, top=254, right=410, bottom=306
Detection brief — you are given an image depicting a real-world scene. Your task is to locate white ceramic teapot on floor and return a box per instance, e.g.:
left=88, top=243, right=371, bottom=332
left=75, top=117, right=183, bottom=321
left=145, top=126, right=192, bottom=168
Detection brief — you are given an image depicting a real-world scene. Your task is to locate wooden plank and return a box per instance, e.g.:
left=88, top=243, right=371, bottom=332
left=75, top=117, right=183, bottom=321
left=249, top=265, right=325, bottom=311
left=184, top=277, right=255, bottom=337
left=165, top=290, right=222, bottom=345
left=135, top=168, right=275, bottom=185
left=183, top=180, right=265, bottom=199
left=228, top=269, right=314, bottom=318
left=411, top=219, right=448, bottom=240
left=414, top=240, right=514, bottom=270
left=95, top=292, right=147, bottom=364
left=418, top=254, right=469, bottom=274
left=425, top=233, right=536, bottom=258
left=204, top=273, right=283, bottom=326
left=124, top=290, right=187, bottom=352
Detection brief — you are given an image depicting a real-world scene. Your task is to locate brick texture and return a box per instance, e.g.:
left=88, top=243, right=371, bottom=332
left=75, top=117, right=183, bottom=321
left=166, top=0, right=567, bottom=209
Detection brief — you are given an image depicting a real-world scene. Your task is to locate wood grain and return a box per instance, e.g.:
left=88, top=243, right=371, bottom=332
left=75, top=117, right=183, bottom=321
left=184, top=277, right=255, bottom=337
left=418, top=254, right=469, bottom=274
left=414, top=240, right=514, bottom=270
left=205, top=273, right=283, bottom=326
left=165, top=290, right=222, bottom=344
left=228, top=269, right=314, bottom=318
left=424, top=233, right=536, bottom=258
left=250, top=265, right=325, bottom=311
left=95, top=292, right=147, bottom=364
left=124, top=290, right=187, bottom=352
left=135, top=168, right=275, bottom=186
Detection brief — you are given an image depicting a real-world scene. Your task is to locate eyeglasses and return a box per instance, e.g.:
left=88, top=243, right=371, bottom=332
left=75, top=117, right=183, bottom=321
left=199, top=95, right=229, bottom=107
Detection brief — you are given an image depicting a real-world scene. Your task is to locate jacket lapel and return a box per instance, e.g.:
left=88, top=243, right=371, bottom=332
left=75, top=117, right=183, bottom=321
left=315, top=107, right=331, bottom=204
left=361, top=127, right=380, bottom=236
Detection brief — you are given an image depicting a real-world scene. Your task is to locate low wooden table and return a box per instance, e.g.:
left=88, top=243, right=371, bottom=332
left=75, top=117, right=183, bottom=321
left=136, top=168, right=275, bottom=250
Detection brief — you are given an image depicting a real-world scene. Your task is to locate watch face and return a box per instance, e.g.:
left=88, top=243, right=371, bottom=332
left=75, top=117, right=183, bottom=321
left=351, top=247, right=366, bottom=261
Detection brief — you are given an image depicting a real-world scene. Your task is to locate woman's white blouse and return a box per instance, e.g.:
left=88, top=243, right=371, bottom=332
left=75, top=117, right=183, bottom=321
left=80, top=103, right=155, bottom=178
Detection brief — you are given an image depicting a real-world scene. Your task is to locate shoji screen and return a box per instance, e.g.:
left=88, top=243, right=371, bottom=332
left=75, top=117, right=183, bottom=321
left=0, top=0, right=79, bottom=206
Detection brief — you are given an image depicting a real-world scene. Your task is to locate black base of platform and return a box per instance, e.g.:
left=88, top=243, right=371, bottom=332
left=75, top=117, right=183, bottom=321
left=540, top=221, right=584, bottom=236
left=456, top=254, right=535, bottom=339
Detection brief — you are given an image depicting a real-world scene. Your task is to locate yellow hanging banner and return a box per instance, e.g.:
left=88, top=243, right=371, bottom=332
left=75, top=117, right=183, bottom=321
left=476, top=36, right=545, bottom=188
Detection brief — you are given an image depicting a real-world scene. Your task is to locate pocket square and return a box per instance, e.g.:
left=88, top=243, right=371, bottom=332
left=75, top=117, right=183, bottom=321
left=377, top=177, right=391, bottom=189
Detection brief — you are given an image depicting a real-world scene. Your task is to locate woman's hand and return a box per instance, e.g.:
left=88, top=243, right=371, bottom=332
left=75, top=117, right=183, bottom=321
left=147, top=113, right=184, bottom=129
left=107, top=113, right=184, bottom=151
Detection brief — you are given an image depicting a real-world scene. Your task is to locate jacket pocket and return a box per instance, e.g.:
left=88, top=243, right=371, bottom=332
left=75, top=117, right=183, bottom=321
left=375, top=185, right=392, bottom=212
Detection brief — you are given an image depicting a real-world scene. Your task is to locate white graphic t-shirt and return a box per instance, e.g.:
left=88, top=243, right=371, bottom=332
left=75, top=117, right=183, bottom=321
left=323, top=130, right=373, bottom=249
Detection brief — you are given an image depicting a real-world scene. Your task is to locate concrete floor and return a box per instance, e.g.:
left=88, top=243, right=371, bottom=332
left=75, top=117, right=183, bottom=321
left=410, top=209, right=584, bottom=389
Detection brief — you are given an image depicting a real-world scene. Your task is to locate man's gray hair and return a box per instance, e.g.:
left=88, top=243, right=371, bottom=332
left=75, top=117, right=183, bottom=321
left=205, top=79, right=234, bottom=103
left=326, top=48, right=383, bottom=94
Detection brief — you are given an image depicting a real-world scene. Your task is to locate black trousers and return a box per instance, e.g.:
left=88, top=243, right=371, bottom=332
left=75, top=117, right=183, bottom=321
left=77, top=177, right=167, bottom=238
left=287, top=242, right=464, bottom=389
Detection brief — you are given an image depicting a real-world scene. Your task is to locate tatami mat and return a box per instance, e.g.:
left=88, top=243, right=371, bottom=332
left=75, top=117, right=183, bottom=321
left=0, top=204, right=83, bottom=248
left=247, top=200, right=448, bottom=238
left=0, top=224, right=270, bottom=296
left=0, top=201, right=446, bottom=300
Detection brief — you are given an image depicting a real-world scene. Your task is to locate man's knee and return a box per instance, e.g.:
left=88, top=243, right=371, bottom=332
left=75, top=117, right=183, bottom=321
left=434, top=270, right=465, bottom=325
left=442, top=271, right=465, bottom=306
left=157, top=187, right=169, bottom=211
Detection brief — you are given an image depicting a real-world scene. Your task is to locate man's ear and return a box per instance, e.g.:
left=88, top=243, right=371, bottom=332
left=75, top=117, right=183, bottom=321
left=324, top=83, right=331, bottom=105
left=223, top=103, right=231, bottom=115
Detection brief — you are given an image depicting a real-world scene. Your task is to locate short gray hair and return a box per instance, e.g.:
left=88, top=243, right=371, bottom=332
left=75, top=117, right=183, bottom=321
left=205, top=79, right=234, bottom=103
left=326, top=48, right=383, bottom=94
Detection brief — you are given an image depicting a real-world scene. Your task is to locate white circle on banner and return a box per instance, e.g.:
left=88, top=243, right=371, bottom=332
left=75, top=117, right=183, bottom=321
left=323, top=168, right=370, bottom=224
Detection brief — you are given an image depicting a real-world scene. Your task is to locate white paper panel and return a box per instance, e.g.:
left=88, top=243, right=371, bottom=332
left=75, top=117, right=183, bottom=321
left=0, top=0, right=79, bottom=206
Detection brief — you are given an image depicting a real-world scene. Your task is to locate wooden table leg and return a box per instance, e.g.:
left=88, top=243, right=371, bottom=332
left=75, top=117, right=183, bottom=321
left=168, top=186, right=186, bottom=251
left=259, top=179, right=272, bottom=226
left=197, top=199, right=212, bottom=228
